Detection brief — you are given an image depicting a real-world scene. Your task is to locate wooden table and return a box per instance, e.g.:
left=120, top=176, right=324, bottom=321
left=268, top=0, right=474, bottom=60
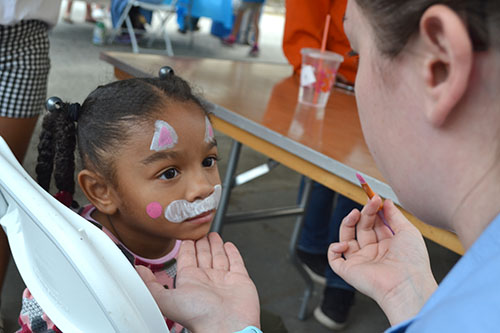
left=101, top=51, right=463, bottom=255
left=101, top=51, right=465, bottom=319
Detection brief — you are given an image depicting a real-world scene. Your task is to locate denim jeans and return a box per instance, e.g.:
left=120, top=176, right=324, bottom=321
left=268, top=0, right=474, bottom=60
left=297, top=179, right=362, bottom=290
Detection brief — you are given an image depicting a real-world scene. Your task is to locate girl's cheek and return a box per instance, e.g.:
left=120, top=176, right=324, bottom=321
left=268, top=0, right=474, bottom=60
left=146, top=202, right=163, bottom=219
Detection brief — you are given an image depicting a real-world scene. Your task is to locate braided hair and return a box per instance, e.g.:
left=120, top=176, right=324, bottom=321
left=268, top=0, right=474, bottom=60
left=36, top=67, right=207, bottom=207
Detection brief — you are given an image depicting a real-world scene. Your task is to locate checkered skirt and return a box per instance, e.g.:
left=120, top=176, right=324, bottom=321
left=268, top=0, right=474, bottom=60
left=0, top=20, right=50, bottom=118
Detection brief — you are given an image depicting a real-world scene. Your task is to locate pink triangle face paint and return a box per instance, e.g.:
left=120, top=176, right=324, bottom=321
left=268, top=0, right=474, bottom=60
left=150, top=120, right=178, bottom=151
left=356, top=173, right=395, bottom=235
left=204, top=116, right=215, bottom=143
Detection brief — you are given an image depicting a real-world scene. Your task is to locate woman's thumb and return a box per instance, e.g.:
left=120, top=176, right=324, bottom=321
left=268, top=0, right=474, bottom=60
left=383, top=200, right=412, bottom=232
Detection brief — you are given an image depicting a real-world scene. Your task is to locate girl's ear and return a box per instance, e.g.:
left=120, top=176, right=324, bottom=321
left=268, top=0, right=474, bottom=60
left=419, top=4, right=473, bottom=127
left=78, top=169, right=118, bottom=215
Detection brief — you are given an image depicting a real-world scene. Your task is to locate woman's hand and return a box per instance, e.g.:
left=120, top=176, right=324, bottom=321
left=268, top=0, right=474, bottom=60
left=328, top=196, right=437, bottom=325
left=137, top=232, right=260, bottom=333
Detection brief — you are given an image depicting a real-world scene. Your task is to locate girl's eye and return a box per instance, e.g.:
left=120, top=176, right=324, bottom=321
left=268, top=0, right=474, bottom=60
left=159, top=168, right=178, bottom=180
left=202, top=157, right=216, bottom=168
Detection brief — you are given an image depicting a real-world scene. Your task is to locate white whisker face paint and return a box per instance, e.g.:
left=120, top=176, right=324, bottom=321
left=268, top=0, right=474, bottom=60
left=204, top=116, right=215, bottom=143
left=165, top=184, right=222, bottom=223
left=150, top=120, right=178, bottom=151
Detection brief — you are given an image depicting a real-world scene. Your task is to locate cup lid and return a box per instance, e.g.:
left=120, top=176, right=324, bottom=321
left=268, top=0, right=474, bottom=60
left=0, top=138, right=169, bottom=333
left=300, top=48, right=344, bottom=62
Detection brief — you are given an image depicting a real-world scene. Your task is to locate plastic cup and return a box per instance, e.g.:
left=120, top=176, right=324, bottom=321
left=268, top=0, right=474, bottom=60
left=298, top=48, right=344, bottom=108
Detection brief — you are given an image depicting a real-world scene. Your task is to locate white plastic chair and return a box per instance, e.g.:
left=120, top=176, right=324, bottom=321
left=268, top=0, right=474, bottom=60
left=108, top=0, right=177, bottom=55
left=0, top=137, right=169, bottom=333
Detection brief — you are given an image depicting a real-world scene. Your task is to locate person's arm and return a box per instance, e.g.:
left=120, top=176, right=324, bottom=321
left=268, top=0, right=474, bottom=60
left=137, top=232, right=260, bottom=333
left=328, top=196, right=438, bottom=326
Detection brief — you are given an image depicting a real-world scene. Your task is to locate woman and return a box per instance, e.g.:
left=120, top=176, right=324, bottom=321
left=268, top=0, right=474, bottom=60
left=138, top=0, right=500, bottom=331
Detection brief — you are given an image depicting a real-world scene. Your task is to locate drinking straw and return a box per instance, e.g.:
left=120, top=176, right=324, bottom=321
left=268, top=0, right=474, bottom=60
left=313, top=14, right=331, bottom=104
left=320, top=14, right=331, bottom=52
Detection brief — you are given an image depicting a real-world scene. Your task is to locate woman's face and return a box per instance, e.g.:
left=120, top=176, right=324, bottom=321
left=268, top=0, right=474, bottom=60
left=344, top=0, right=434, bottom=215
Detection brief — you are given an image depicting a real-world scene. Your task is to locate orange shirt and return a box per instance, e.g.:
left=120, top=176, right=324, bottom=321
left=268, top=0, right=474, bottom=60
left=283, top=0, right=358, bottom=84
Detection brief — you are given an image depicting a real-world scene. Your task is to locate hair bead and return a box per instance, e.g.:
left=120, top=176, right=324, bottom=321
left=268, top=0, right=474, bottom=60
left=159, top=66, right=175, bottom=79
left=45, top=97, right=63, bottom=113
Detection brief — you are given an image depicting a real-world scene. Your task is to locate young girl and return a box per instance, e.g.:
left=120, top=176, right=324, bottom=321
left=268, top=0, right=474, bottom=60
left=17, top=67, right=221, bottom=333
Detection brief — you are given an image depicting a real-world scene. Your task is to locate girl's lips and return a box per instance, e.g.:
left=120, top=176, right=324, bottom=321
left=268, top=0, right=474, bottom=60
left=183, top=210, right=214, bottom=224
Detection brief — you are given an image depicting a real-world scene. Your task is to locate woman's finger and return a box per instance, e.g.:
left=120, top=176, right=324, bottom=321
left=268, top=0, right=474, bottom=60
left=327, top=241, right=349, bottom=277
left=356, top=195, right=382, bottom=248
left=383, top=200, right=415, bottom=233
left=195, top=236, right=213, bottom=268
left=339, top=209, right=361, bottom=242
left=177, top=240, right=197, bottom=272
left=224, top=242, right=249, bottom=276
left=208, top=232, right=229, bottom=271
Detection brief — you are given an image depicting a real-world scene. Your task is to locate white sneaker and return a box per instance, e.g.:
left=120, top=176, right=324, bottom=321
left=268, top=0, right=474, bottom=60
left=300, top=261, right=327, bottom=286
left=314, top=306, right=347, bottom=330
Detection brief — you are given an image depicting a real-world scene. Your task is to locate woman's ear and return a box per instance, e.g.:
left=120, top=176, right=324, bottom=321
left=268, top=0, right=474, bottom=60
left=419, top=4, right=473, bottom=126
left=78, top=169, right=118, bottom=215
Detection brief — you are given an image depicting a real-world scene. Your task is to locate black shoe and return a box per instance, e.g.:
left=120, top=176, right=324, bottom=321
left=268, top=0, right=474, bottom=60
left=296, top=249, right=327, bottom=285
left=314, top=287, right=355, bottom=330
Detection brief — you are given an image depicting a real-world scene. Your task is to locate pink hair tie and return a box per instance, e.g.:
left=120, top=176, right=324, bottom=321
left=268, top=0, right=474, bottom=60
left=54, top=190, right=73, bottom=207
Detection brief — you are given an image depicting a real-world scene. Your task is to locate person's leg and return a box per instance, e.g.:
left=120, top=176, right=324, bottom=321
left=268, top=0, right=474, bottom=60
left=85, top=3, right=97, bottom=23
left=295, top=179, right=336, bottom=284
left=64, top=1, right=74, bottom=22
left=297, top=179, right=335, bottom=254
left=0, top=116, right=38, bottom=316
left=230, top=9, right=244, bottom=38
left=0, top=116, right=39, bottom=162
left=323, top=194, right=362, bottom=289
left=222, top=8, right=245, bottom=44
left=248, top=6, right=261, bottom=56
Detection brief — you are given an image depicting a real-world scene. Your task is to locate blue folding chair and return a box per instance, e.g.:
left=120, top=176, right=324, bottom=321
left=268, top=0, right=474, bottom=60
left=108, top=0, right=177, bottom=55
left=0, top=137, right=169, bottom=332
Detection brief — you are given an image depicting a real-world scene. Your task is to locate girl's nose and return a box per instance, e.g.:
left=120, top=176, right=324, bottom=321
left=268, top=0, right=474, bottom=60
left=185, top=172, right=215, bottom=202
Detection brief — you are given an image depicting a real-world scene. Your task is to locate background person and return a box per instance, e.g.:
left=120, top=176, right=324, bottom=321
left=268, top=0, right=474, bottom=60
left=222, top=0, right=266, bottom=57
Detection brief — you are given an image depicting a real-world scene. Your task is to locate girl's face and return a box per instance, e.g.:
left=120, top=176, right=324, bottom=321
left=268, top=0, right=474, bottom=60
left=109, top=101, right=221, bottom=257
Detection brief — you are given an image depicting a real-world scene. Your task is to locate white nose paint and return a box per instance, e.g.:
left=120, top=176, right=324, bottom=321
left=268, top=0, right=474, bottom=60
left=165, top=184, right=222, bottom=223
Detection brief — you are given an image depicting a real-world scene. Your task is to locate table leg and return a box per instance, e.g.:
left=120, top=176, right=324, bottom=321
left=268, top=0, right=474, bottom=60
left=211, top=140, right=242, bottom=234
left=289, top=177, right=314, bottom=320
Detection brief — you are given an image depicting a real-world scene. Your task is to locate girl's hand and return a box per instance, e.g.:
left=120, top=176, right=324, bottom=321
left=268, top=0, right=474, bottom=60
left=328, top=196, right=438, bottom=325
left=137, top=232, right=260, bottom=333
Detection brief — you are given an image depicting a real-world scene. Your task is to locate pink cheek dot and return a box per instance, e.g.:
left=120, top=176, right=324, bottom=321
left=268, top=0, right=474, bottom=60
left=146, top=202, right=163, bottom=219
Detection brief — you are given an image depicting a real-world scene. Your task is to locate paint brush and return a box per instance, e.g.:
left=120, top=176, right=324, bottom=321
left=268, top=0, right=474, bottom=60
left=355, top=173, right=395, bottom=235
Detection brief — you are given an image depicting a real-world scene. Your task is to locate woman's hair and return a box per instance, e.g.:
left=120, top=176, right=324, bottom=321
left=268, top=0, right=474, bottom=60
left=354, top=0, right=500, bottom=56
left=36, top=69, right=206, bottom=206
